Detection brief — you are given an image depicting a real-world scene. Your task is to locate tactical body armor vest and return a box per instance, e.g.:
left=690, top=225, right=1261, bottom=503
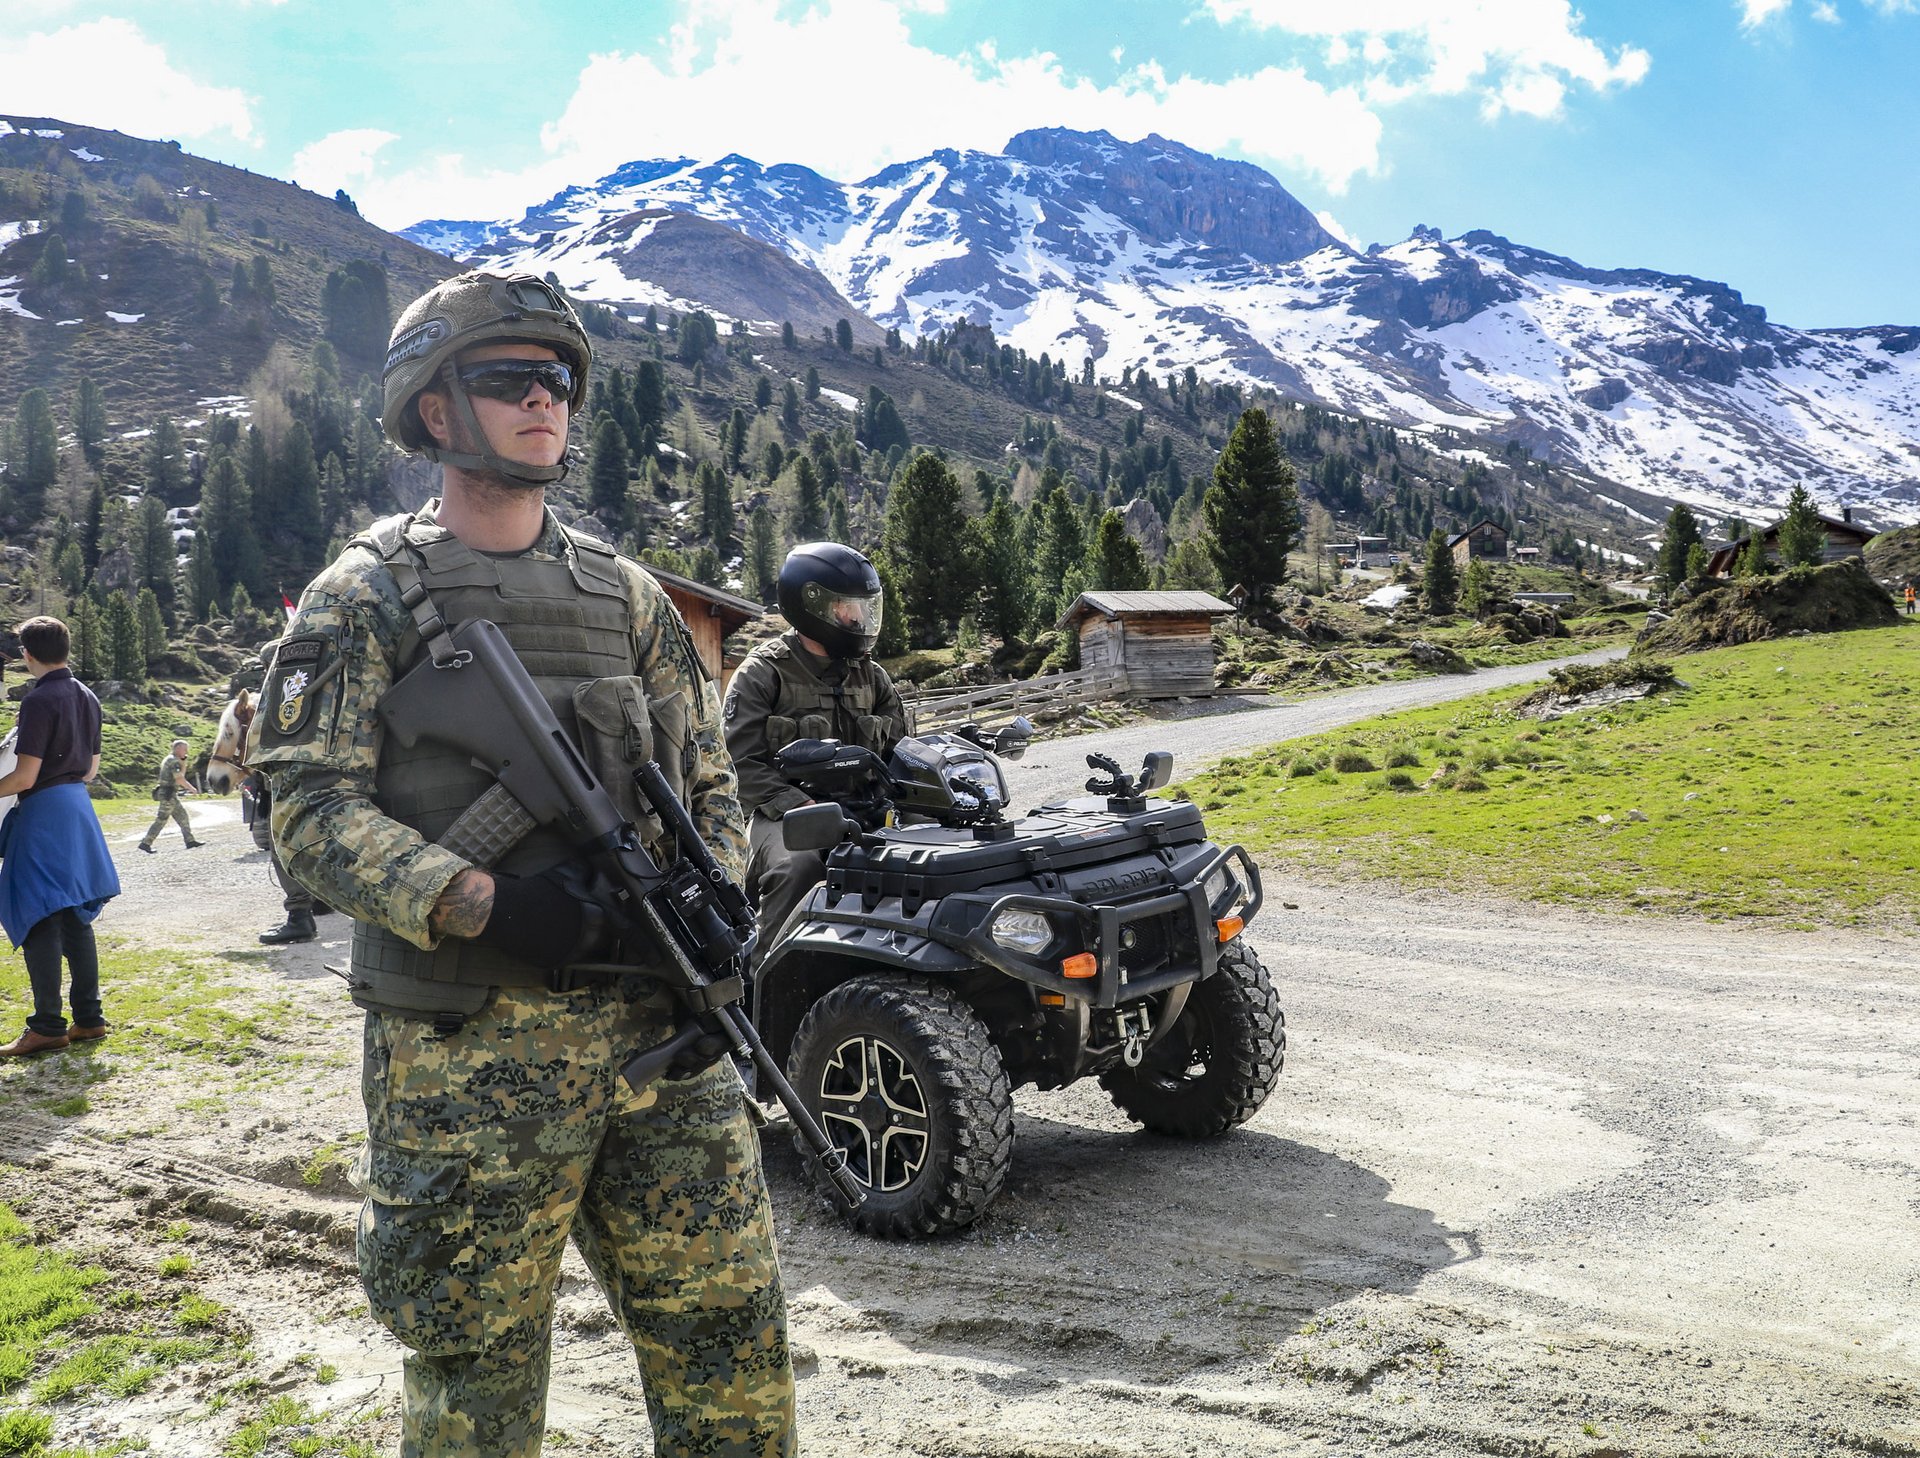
left=754, top=636, right=895, bottom=758
left=348, top=511, right=692, bottom=1020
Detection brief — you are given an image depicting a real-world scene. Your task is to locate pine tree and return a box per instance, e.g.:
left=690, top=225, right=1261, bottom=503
left=781, top=321, right=796, bottom=349
left=790, top=456, right=826, bottom=540
left=753, top=375, right=774, bottom=411
left=273, top=422, right=325, bottom=579
left=970, top=495, right=1032, bottom=645
left=726, top=407, right=748, bottom=475
left=743, top=504, right=780, bottom=604
left=1462, top=557, right=1492, bottom=619
left=80, top=483, right=105, bottom=573
left=144, top=414, right=190, bottom=504
left=883, top=453, right=978, bottom=643
left=137, top=587, right=168, bottom=667
left=804, top=366, right=820, bottom=402
left=1031, top=481, right=1086, bottom=631
left=71, top=376, right=107, bottom=465
left=69, top=596, right=103, bottom=680
left=1422, top=529, right=1459, bottom=614
left=827, top=485, right=850, bottom=546
left=10, top=388, right=59, bottom=520
left=105, top=591, right=144, bottom=682
left=1202, top=407, right=1300, bottom=621
left=1735, top=532, right=1769, bottom=577
left=187, top=531, right=220, bottom=621
left=135, top=495, right=175, bottom=605
left=781, top=380, right=801, bottom=434
left=1654, top=503, right=1703, bottom=591
left=1085, top=510, right=1150, bottom=591
left=631, top=361, right=667, bottom=455
left=835, top=318, right=853, bottom=352
left=200, top=453, right=262, bottom=598
left=588, top=414, right=633, bottom=531
left=1775, top=484, right=1826, bottom=568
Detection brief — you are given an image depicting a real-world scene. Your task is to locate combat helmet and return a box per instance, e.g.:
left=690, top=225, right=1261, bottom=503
left=778, top=542, right=884, bottom=658
left=381, top=270, right=591, bottom=486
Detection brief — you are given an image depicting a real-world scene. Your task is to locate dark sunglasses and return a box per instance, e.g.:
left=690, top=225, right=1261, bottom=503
left=455, top=359, right=575, bottom=403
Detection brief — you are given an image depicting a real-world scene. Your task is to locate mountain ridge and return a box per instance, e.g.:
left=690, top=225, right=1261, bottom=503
left=405, top=128, right=1920, bottom=528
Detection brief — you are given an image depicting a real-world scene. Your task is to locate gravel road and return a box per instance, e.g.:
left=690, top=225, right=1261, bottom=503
left=8, top=642, right=1917, bottom=1457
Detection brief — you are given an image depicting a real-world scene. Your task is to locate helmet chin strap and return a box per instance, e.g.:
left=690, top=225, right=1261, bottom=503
left=421, top=369, right=571, bottom=487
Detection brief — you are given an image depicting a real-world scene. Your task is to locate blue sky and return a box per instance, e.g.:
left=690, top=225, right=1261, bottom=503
left=4, top=0, right=1917, bottom=328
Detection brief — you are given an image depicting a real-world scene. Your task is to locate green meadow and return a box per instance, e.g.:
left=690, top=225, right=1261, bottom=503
left=1185, top=625, right=1920, bottom=930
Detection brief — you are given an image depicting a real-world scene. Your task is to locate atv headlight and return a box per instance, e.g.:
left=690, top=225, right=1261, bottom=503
left=1202, top=864, right=1241, bottom=913
left=990, top=908, right=1054, bottom=954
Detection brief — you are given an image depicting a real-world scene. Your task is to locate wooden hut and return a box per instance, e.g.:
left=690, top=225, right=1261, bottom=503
left=644, top=566, right=763, bottom=688
left=1055, top=590, right=1235, bottom=697
left=1448, top=520, right=1509, bottom=567
left=1703, top=511, right=1876, bottom=578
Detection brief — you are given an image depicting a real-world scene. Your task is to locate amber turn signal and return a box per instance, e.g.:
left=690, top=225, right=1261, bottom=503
left=1215, top=915, right=1245, bottom=943
left=1037, top=992, right=1066, bottom=1007
left=1060, top=952, right=1098, bottom=979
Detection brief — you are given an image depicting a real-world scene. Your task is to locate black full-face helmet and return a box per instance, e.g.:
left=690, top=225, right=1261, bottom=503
left=381, top=270, right=592, bottom=487
left=778, top=542, right=884, bottom=659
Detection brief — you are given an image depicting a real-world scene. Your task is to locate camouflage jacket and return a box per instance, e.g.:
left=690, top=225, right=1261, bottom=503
left=247, top=503, right=745, bottom=952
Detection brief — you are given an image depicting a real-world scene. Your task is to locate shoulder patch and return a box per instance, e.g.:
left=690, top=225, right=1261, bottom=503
left=259, top=633, right=341, bottom=745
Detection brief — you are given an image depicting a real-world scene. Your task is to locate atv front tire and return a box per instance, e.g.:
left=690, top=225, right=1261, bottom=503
left=1099, top=940, right=1284, bottom=1137
left=787, top=973, right=1014, bottom=1238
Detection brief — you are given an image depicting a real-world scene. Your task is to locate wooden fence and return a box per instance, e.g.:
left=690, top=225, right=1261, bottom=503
left=899, top=665, right=1129, bottom=731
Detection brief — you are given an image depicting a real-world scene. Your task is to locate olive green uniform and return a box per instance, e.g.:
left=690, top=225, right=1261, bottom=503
left=249, top=504, right=792, bottom=1458
left=138, top=754, right=196, bottom=849
left=723, top=631, right=906, bottom=950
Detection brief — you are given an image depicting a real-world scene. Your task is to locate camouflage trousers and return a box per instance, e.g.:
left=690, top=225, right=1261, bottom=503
left=139, top=796, right=193, bottom=848
left=354, top=983, right=795, bottom=1457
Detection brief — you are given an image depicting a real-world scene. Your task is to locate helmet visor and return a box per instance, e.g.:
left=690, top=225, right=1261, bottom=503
left=802, top=583, right=883, bottom=641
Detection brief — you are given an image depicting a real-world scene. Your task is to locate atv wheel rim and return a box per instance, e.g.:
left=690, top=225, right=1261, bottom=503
left=816, top=1035, right=930, bottom=1193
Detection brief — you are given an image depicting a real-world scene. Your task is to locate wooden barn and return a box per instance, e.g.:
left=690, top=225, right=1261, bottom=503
left=1702, top=511, right=1876, bottom=578
left=1056, top=590, right=1235, bottom=697
left=1448, top=520, right=1510, bottom=567
left=644, top=566, right=763, bottom=687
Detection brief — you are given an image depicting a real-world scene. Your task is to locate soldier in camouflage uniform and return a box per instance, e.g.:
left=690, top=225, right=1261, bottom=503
left=725, top=543, right=907, bottom=954
left=137, top=740, right=205, bottom=853
left=248, top=271, right=793, bottom=1458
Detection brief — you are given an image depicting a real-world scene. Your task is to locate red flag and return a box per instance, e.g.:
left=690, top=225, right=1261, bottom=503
left=281, top=593, right=297, bottom=621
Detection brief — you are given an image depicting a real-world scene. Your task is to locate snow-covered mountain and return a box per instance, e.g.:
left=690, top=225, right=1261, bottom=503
left=407, top=128, right=1920, bottom=525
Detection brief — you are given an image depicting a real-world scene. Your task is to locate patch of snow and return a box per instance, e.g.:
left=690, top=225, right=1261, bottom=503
left=1103, top=392, right=1145, bottom=412
left=817, top=387, right=859, bottom=412
left=119, top=428, right=153, bottom=440
left=0, top=276, right=38, bottom=320
left=106, top=310, right=144, bottom=324
left=31, top=129, right=64, bottom=139
left=1362, top=584, right=1413, bottom=609
left=0, top=121, right=13, bottom=139
left=0, top=220, right=43, bottom=248
left=70, top=147, right=103, bottom=163
left=55, top=318, right=81, bottom=327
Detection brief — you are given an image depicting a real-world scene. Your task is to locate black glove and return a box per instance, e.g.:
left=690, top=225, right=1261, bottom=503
left=471, top=863, right=613, bottom=967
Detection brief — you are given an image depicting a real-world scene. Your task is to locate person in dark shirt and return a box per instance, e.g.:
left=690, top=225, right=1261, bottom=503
left=0, top=616, right=121, bottom=1057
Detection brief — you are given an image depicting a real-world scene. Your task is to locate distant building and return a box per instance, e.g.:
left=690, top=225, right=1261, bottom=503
left=1055, top=590, right=1235, bottom=697
left=1702, top=510, right=1875, bottom=578
left=645, top=566, right=763, bottom=687
left=1448, top=520, right=1509, bottom=567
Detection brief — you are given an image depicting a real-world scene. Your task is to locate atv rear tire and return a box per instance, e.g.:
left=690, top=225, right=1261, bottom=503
left=1099, top=940, right=1284, bottom=1137
left=787, top=973, right=1014, bottom=1238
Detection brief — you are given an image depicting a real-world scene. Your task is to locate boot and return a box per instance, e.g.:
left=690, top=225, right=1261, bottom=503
left=259, top=914, right=317, bottom=945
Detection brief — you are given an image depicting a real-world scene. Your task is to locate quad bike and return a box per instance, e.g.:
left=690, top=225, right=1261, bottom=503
left=753, top=721, right=1286, bottom=1238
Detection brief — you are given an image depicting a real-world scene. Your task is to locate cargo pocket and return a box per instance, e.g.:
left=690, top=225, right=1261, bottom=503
left=352, top=1138, right=484, bottom=1356
left=647, top=688, right=694, bottom=807
left=855, top=713, right=891, bottom=754
left=574, top=676, right=656, bottom=837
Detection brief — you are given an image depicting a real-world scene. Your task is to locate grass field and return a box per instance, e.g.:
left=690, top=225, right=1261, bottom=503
left=1184, top=624, right=1920, bottom=930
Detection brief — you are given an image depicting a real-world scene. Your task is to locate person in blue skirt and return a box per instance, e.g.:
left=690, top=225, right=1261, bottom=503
left=0, top=616, right=121, bottom=1057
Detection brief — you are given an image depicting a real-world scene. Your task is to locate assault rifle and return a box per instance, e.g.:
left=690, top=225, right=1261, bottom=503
left=380, top=616, right=862, bottom=1212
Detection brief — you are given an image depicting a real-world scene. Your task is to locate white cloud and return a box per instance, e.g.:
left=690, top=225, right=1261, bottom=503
left=292, top=129, right=399, bottom=196
left=1315, top=209, right=1363, bottom=249
left=357, top=0, right=1386, bottom=227
left=1862, top=0, right=1920, bottom=12
left=1202, top=0, right=1649, bottom=114
left=0, top=19, right=255, bottom=144
left=1811, top=2, right=1841, bottom=19
left=1738, top=0, right=1794, bottom=25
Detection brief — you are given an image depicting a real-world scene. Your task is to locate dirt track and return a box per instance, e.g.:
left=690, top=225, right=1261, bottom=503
left=5, top=655, right=1917, bottom=1456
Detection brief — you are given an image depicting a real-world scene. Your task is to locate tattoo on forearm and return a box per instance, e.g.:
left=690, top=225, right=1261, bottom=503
left=431, top=869, right=494, bottom=940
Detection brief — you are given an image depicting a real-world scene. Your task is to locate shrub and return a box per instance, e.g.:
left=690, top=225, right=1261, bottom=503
left=1331, top=750, right=1376, bottom=774
left=1378, top=771, right=1418, bottom=792
left=1287, top=756, right=1321, bottom=779
left=1384, top=745, right=1421, bottom=768
left=1453, top=772, right=1489, bottom=792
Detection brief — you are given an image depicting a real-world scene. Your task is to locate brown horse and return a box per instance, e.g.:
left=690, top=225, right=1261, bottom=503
left=204, top=689, right=254, bottom=795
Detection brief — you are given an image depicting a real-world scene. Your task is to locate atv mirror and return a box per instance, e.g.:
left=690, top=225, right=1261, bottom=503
left=783, top=802, right=853, bottom=853
left=1138, top=751, right=1173, bottom=792
left=994, top=716, right=1034, bottom=761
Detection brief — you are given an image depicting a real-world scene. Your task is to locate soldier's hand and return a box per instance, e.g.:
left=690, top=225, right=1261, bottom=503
left=471, top=862, right=613, bottom=967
